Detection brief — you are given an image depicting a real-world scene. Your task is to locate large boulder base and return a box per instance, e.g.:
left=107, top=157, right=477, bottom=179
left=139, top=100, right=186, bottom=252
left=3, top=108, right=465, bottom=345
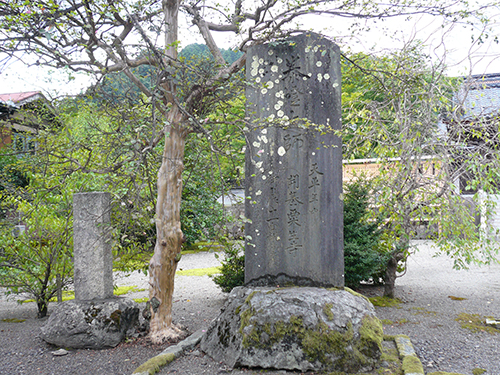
left=41, top=297, right=139, bottom=349
left=201, top=286, right=383, bottom=373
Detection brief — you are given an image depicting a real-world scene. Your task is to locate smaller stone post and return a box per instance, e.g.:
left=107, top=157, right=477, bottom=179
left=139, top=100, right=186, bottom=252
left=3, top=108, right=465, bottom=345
left=41, top=192, right=140, bottom=349
left=73, top=192, right=113, bottom=300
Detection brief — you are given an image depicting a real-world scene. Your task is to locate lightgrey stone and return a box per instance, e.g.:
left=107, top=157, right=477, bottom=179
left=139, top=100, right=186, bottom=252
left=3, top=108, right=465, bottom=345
left=244, top=32, right=343, bottom=288
left=40, top=298, right=139, bottom=349
left=73, top=192, right=113, bottom=301
left=200, top=286, right=383, bottom=372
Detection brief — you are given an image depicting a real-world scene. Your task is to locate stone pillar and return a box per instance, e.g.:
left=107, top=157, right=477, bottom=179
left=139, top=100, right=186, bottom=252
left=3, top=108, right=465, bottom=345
left=245, top=33, right=344, bottom=288
left=73, top=192, right=113, bottom=300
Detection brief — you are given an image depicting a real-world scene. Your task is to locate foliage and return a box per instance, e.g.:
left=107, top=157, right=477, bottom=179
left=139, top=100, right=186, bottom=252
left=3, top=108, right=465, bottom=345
left=212, top=177, right=389, bottom=292
left=0, top=150, right=29, bottom=218
left=212, top=242, right=245, bottom=293
left=0, top=171, right=73, bottom=318
left=0, top=150, right=29, bottom=192
left=343, top=177, right=388, bottom=288
left=181, top=175, right=225, bottom=246
left=342, top=43, right=500, bottom=297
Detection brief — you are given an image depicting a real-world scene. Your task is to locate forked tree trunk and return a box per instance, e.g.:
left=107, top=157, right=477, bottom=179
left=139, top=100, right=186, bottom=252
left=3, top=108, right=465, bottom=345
left=148, top=107, right=187, bottom=343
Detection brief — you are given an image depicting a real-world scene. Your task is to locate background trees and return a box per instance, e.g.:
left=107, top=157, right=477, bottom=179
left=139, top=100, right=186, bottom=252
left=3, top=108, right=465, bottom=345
left=342, top=44, right=500, bottom=297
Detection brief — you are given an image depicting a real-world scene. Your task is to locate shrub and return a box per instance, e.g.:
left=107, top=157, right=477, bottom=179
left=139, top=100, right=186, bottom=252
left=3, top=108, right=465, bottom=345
left=212, top=241, right=244, bottom=293
left=0, top=191, right=73, bottom=318
left=211, top=177, right=389, bottom=292
left=343, top=177, right=388, bottom=287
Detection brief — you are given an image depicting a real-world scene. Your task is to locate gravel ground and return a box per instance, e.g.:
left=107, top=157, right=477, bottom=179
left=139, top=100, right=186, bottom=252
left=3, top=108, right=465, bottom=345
left=1, top=242, right=500, bottom=375
left=0, top=252, right=225, bottom=375
left=374, top=240, right=500, bottom=374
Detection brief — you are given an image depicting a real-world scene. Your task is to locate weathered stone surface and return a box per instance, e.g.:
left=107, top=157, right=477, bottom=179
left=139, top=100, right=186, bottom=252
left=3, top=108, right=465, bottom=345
left=244, top=32, right=343, bottom=288
left=41, top=298, right=139, bottom=349
left=200, top=286, right=382, bottom=372
left=73, top=192, right=113, bottom=301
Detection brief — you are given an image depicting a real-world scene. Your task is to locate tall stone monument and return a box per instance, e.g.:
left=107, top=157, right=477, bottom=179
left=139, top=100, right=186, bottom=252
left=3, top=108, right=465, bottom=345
left=41, top=192, right=139, bottom=349
left=201, top=34, right=383, bottom=373
left=245, top=32, right=344, bottom=288
left=73, top=192, right=113, bottom=300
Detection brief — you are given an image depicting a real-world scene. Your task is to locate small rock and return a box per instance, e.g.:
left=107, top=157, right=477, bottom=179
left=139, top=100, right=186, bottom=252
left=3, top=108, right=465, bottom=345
left=51, top=349, right=69, bottom=356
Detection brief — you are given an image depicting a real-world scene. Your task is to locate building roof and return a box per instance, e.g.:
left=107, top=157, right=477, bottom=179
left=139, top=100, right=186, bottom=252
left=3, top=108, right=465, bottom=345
left=0, top=91, right=59, bottom=129
left=459, top=73, right=500, bottom=118
left=0, top=91, right=45, bottom=108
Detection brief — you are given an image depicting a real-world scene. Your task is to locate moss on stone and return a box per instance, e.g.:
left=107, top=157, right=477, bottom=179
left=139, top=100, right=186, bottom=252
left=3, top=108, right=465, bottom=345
left=357, top=315, right=383, bottom=357
left=244, top=290, right=258, bottom=304
left=323, top=303, right=335, bottom=321
left=109, top=310, right=121, bottom=325
left=132, top=352, right=176, bottom=374
left=239, top=307, right=382, bottom=372
left=402, top=355, right=424, bottom=374
left=344, top=287, right=370, bottom=303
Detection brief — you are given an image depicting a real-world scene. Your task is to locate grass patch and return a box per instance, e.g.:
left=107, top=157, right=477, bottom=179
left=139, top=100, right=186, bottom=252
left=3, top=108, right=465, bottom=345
left=1, top=318, right=26, bottom=323
left=368, top=296, right=401, bottom=308
left=114, top=285, right=146, bottom=296
left=176, top=267, right=221, bottom=276
left=19, top=285, right=145, bottom=304
left=448, top=295, right=467, bottom=301
left=456, top=313, right=499, bottom=334
left=411, top=307, right=437, bottom=316
left=133, top=297, right=149, bottom=303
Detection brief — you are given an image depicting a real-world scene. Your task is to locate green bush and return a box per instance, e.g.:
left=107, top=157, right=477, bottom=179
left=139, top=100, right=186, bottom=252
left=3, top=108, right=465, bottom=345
left=211, top=242, right=244, bottom=293
left=343, top=178, right=388, bottom=287
left=211, top=178, right=389, bottom=292
left=0, top=189, right=73, bottom=318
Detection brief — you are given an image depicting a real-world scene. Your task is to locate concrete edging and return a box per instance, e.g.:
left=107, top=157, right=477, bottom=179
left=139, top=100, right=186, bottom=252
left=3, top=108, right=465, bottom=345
left=395, top=334, right=425, bottom=375
left=132, top=328, right=205, bottom=375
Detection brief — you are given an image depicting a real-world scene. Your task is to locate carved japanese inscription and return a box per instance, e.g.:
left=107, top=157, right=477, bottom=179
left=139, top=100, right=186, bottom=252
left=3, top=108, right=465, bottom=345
left=245, top=33, right=344, bottom=288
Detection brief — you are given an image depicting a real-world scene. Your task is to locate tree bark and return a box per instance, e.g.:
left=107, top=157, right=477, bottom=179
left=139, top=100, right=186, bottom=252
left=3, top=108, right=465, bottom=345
left=148, top=106, right=187, bottom=343
left=383, top=241, right=407, bottom=299
left=383, top=253, right=399, bottom=299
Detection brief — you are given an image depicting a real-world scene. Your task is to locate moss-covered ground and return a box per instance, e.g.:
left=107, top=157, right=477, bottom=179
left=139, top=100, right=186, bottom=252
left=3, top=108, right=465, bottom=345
left=455, top=313, right=500, bottom=335
left=368, top=297, right=402, bottom=308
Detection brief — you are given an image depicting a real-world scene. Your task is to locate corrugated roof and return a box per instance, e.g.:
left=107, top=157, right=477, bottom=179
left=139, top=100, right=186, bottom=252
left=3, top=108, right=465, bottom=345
left=458, top=74, right=500, bottom=118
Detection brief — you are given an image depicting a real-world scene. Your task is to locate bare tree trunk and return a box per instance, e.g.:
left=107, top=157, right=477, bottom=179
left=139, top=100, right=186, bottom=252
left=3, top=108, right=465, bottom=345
left=383, top=253, right=400, bottom=298
left=383, top=240, right=407, bottom=299
left=148, top=107, right=187, bottom=343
